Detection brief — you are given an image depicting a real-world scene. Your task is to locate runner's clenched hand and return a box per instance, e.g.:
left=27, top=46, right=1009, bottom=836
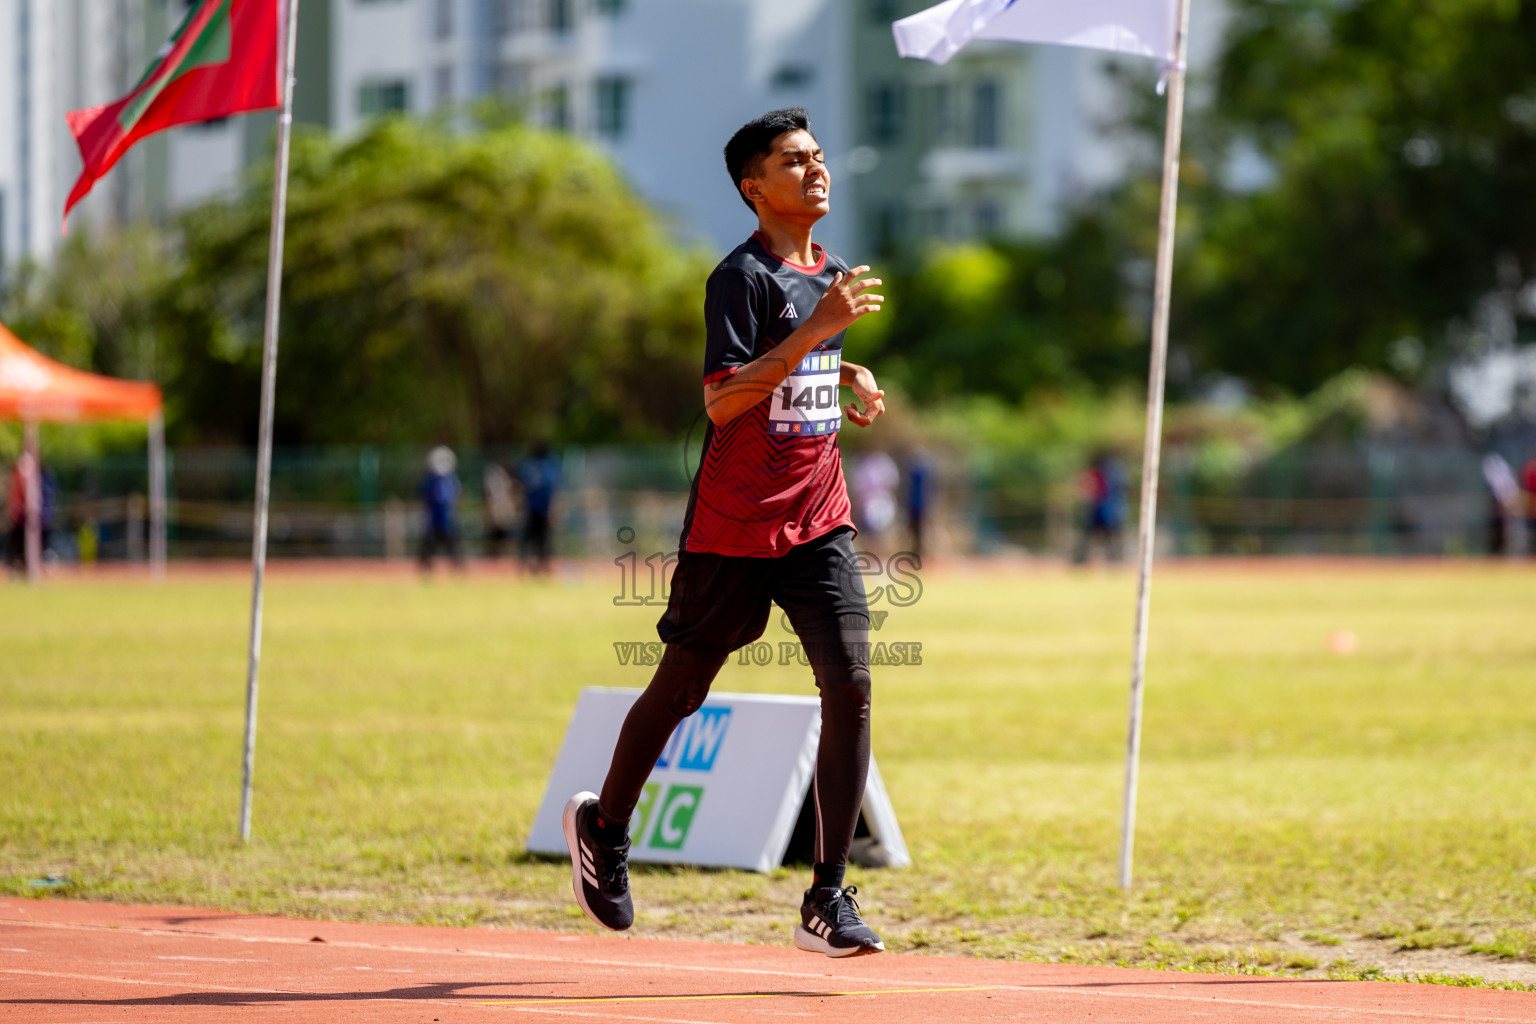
left=843, top=361, right=886, bottom=428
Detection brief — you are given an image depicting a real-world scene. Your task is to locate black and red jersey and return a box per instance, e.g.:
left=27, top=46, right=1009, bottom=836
left=680, top=232, right=855, bottom=557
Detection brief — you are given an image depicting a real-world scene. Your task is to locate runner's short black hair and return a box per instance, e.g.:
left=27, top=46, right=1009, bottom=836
left=724, top=108, right=815, bottom=211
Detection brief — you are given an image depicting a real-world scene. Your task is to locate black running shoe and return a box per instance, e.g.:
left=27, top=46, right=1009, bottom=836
left=562, top=791, right=633, bottom=931
left=793, top=884, right=884, bottom=957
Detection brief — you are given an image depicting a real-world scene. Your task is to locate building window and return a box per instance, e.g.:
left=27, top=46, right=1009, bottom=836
left=772, top=64, right=815, bottom=90
left=926, top=204, right=952, bottom=239
left=865, top=82, right=903, bottom=145
left=596, top=76, right=630, bottom=138
left=494, top=0, right=538, bottom=36
left=549, top=0, right=574, bottom=33
left=866, top=201, right=902, bottom=258
left=975, top=200, right=1002, bottom=236
left=926, top=82, right=954, bottom=145
left=358, top=80, right=411, bottom=117
left=494, top=61, right=530, bottom=98
left=434, top=0, right=453, bottom=39
left=435, top=65, right=454, bottom=109
left=972, top=78, right=1001, bottom=149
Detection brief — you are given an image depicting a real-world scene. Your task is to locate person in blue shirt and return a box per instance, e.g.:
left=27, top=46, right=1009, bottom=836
left=1074, top=451, right=1128, bottom=564
left=419, top=446, right=463, bottom=571
left=518, top=442, right=560, bottom=573
left=904, top=449, right=933, bottom=559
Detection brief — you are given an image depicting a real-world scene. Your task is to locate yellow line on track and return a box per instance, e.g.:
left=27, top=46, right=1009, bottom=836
left=480, top=984, right=998, bottom=1006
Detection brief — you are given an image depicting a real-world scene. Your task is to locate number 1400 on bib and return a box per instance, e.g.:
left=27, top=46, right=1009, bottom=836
left=779, top=383, right=838, bottom=411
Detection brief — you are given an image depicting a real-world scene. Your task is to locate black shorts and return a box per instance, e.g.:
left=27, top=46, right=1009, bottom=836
left=657, top=526, right=869, bottom=656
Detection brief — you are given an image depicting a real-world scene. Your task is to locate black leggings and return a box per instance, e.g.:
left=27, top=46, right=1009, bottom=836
left=600, top=532, right=872, bottom=865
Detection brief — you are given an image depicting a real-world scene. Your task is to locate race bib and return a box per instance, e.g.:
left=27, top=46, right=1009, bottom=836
left=768, top=351, right=842, bottom=436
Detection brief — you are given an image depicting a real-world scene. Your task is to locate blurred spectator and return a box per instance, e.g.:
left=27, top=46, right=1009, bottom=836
left=1524, top=454, right=1536, bottom=556
left=4, top=454, right=27, bottom=572
left=482, top=461, right=519, bottom=559
left=1074, top=452, right=1129, bottom=564
left=905, top=449, right=933, bottom=559
left=853, top=450, right=899, bottom=551
left=519, top=443, right=561, bottom=573
left=40, top=466, right=60, bottom=559
left=1482, top=453, right=1523, bottom=557
left=419, top=446, right=464, bottom=571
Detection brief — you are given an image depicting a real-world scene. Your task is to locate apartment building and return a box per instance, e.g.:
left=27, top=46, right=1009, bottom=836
left=0, top=0, right=151, bottom=268
left=1, top=0, right=1226, bottom=271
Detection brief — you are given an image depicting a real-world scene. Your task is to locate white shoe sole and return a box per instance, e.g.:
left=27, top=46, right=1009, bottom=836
left=562, top=790, right=605, bottom=929
left=793, top=924, right=885, bottom=958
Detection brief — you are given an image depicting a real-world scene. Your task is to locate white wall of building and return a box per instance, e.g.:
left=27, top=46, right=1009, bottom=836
left=168, top=120, right=245, bottom=207
left=0, top=0, right=1231, bottom=275
left=0, top=0, right=157, bottom=270
left=333, top=0, right=424, bottom=137
left=590, top=0, right=852, bottom=256
left=321, top=0, right=853, bottom=258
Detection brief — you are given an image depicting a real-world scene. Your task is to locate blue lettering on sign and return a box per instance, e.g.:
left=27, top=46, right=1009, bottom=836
left=656, top=706, right=733, bottom=772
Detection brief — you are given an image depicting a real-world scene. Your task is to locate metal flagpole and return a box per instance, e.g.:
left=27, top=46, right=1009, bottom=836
left=22, top=421, right=41, bottom=584
left=1119, top=0, right=1195, bottom=890
left=241, top=0, right=301, bottom=844
left=148, top=410, right=167, bottom=580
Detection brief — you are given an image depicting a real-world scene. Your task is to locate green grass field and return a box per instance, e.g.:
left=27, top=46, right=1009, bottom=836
left=3, top=561, right=1536, bottom=987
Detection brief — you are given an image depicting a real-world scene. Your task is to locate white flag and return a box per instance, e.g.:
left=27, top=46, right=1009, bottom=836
left=894, top=0, right=1178, bottom=66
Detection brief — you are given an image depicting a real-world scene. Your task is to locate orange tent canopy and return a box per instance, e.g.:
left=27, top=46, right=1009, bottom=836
left=0, top=319, right=162, bottom=423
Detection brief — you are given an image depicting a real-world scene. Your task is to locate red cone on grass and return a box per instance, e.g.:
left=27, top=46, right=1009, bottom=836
left=63, top=0, right=282, bottom=228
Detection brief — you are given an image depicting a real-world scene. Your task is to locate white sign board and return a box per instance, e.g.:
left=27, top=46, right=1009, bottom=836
left=527, top=688, right=909, bottom=874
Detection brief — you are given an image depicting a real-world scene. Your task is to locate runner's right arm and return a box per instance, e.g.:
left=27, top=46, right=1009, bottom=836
left=703, top=268, right=882, bottom=427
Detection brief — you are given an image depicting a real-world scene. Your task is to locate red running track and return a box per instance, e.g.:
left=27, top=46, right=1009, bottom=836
left=3, top=900, right=1534, bottom=1023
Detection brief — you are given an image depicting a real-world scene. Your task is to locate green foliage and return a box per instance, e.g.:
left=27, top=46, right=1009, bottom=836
left=0, top=225, right=172, bottom=458
left=1180, top=0, right=1536, bottom=389
left=0, top=222, right=172, bottom=383
left=1472, top=928, right=1536, bottom=960
left=873, top=214, right=1148, bottom=403
left=1, top=116, right=712, bottom=448
left=164, top=116, right=711, bottom=445
left=879, top=0, right=1536, bottom=401
left=12, top=0, right=1536, bottom=439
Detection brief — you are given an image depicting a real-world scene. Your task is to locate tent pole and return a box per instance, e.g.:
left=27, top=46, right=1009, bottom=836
left=22, top=420, right=41, bottom=584
left=241, top=0, right=301, bottom=845
left=149, top=411, right=167, bottom=580
left=1119, top=0, right=1195, bottom=891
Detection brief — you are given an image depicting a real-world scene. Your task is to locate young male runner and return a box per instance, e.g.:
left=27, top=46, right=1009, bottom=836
left=563, top=108, right=889, bottom=957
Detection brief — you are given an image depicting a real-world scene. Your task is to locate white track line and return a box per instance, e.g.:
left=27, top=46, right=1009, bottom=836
left=508, top=1008, right=736, bottom=1024
left=4, top=919, right=1532, bottom=1022
left=0, top=968, right=292, bottom=995
left=993, top=983, right=1536, bottom=1024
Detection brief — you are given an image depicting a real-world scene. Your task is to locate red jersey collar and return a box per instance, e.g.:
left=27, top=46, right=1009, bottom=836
left=752, top=231, right=827, bottom=276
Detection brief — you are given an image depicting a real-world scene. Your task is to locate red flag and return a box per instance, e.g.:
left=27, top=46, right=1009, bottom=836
left=64, top=0, right=282, bottom=227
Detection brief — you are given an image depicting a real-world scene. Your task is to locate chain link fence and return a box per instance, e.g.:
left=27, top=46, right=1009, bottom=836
left=6, top=439, right=1528, bottom=565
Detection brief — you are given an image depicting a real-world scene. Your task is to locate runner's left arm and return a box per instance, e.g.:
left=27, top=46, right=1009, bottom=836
left=840, top=360, right=886, bottom=428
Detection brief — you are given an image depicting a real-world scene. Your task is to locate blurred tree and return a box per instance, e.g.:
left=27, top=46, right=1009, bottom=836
left=0, top=224, right=173, bottom=385
left=162, top=114, right=710, bottom=445
left=868, top=209, right=1148, bottom=403
left=881, top=0, right=1536, bottom=403
left=1179, top=0, right=1536, bottom=390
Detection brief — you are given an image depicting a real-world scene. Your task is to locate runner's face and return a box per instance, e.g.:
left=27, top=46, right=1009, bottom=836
left=746, top=130, right=829, bottom=219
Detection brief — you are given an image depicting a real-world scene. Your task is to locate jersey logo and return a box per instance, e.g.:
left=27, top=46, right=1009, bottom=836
left=780, top=302, right=798, bottom=319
